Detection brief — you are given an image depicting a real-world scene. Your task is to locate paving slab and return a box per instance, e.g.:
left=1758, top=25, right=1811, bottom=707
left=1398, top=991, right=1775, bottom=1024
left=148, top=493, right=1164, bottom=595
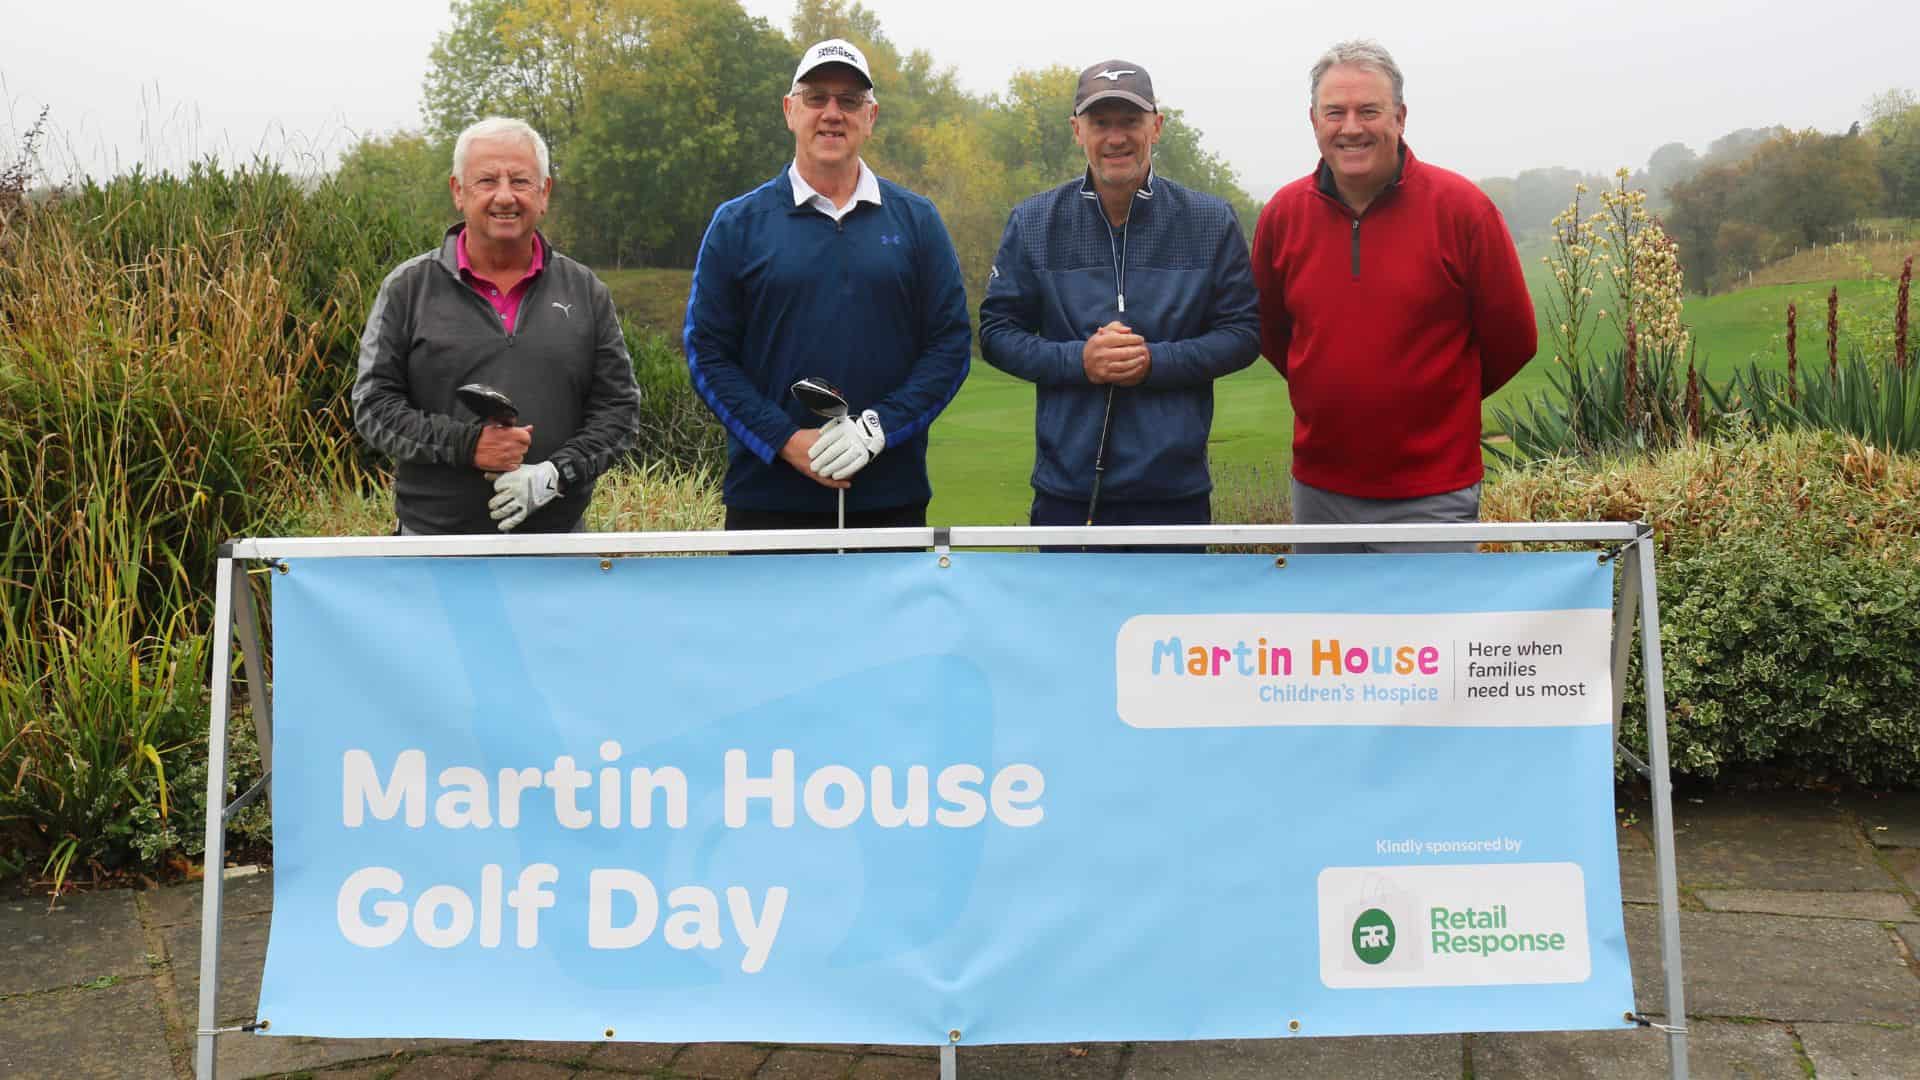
left=1796, top=1021, right=1920, bottom=1080
left=164, top=907, right=270, bottom=1024
left=465, top=1061, right=571, bottom=1079
left=1473, top=1019, right=1801, bottom=1079
left=1120, top=1036, right=1460, bottom=1079
left=0, top=889, right=152, bottom=996
left=1850, top=792, right=1920, bottom=849
left=1671, top=794, right=1887, bottom=890
left=1888, top=848, right=1920, bottom=893
left=672, top=1042, right=774, bottom=1077
left=760, top=1047, right=863, bottom=1078
left=0, top=979, right=174, bottom=1079
left=143, top=868, right=276, bottom=928
left=850, top=1056, right=942, bottom=1080
left=942, top=1042, right=1123, bottom=1080
left=1695, top=889, right=1918, bottom=922
left=213, top=1033, right=421, bottom=1079
left=1619, top=843, right=1661, bottom=905
left=488, top=1039, right=602, bottom=1066
left=1626, top=907, right=1920, bottom=1023
left=865, top=1044, right=939, bottom=1059
left=388, top=1056, right=495, bottom=1080
left=588, top=1040, right=683, bottom=1071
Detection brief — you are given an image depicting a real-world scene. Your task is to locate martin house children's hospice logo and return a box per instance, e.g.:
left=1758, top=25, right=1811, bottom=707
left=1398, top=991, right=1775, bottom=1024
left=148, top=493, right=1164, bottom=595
left=1112, top=610, right=1610, bottom=729
left=1317, top=864, right=1593, bottom=989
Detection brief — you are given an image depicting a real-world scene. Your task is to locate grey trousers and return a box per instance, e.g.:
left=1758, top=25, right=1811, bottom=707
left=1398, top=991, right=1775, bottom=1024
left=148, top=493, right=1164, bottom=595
left=1289, top=477, right=1482, bottom=554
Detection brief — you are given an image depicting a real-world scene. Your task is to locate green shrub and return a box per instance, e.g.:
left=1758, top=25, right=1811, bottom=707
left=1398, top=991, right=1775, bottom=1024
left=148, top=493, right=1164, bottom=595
left=1485, top=430, right=1920, bottom=787
left=1734, top=349, right=1920, bottom=452
left=0, top=166, right=393, bottom=888
left=277, top=459, right=725, bottom=538
left=625, top=322, right=725, bottom=475
left=1488, top=343, right=1733, bottom=465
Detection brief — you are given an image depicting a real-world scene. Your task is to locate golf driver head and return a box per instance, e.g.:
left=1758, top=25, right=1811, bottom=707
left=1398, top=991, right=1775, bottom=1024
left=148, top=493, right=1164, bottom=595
left=456, top=382, right=520, bottom=426
left=790, top=376, right=849, bottom=420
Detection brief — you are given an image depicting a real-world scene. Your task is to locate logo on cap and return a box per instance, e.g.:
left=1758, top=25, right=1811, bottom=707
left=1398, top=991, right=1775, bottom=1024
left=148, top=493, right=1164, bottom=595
left=1092, top=69, right=1138, bottom=82
left=818, top=44, right=856, bottom=62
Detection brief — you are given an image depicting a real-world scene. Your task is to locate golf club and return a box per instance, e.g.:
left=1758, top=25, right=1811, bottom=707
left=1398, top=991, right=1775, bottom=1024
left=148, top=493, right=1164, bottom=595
left=1086, top=387, right=1115, bottom=526
left=456, top=383, right=520, bottom=426
left=790, top=376, right=849, bottom=538
left=1088, top=215, right=1130, bottom=528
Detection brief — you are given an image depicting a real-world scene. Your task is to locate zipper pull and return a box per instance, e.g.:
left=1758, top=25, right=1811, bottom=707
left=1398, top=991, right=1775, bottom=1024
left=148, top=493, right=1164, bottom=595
left=1118, top=294, right=1126, bottom=314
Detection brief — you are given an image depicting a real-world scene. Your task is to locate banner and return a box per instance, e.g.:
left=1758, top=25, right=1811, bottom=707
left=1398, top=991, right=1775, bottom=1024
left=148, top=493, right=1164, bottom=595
left=258, top=550, right=1635, bottom=1044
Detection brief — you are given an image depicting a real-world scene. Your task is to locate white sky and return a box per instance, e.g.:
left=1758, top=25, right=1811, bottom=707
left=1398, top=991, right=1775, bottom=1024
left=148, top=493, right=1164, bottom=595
left=5, top=0, right=1914, bottom=199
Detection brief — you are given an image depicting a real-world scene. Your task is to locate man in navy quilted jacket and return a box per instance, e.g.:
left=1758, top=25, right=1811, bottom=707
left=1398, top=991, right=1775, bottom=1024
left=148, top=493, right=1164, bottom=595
left=980, top=61, right=1260, bottom=549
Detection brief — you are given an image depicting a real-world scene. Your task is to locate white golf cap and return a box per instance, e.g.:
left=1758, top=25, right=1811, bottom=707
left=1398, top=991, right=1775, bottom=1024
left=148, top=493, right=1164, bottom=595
left=792, top=38, right=873, bottom=90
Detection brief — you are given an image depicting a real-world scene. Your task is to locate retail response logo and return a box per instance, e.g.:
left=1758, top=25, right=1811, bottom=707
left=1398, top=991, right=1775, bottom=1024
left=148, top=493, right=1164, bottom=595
left=1318, top=864, right=1592, bottom=988
left=1351, top=908, right=1396, bottom=965
left=1113, top=611, right=1610, bottom=729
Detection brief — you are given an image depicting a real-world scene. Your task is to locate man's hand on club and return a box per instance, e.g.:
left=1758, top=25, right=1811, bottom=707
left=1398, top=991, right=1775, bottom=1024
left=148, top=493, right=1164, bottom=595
left=474, top=423, right=533, bottom=472
left=780, top=428, right=850, bottom=490
left=488, top=460, right=561, bottom=531
left=809, top=409, right=885, bottom=480
left=1083, top=321, right=1150, bottom=386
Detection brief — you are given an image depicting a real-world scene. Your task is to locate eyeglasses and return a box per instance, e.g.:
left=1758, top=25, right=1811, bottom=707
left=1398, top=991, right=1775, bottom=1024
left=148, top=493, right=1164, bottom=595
left=795, top=89, right=870, bottom=113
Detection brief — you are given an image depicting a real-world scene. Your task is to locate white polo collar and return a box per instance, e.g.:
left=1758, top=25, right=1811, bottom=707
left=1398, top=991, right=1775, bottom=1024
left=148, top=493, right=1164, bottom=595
left=789, top=159, right=882, bottom=222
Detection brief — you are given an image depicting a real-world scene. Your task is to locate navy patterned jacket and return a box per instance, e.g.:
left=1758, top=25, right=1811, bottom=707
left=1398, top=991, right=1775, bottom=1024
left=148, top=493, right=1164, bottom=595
left=979, top=171, right=1260, bottom=503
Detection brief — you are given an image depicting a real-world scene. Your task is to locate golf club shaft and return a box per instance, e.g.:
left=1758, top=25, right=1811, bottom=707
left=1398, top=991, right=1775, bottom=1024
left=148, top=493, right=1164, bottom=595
left=1086, top=385, right=1116, bottom=526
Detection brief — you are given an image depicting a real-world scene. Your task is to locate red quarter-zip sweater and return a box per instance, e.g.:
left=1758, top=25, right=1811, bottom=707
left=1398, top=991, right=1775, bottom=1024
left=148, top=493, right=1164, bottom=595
left=1252, top=146, right=1536, bottom=499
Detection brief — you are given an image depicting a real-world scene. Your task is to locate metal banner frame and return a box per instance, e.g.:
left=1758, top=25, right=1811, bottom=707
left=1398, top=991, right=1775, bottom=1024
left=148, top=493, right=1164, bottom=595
left=195, top=522, right=1686, bottom=1080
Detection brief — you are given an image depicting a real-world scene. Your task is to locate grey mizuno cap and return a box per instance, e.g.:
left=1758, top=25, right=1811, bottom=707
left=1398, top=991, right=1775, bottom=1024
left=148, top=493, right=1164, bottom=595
left=1074, top=60, right=1156, bottom=115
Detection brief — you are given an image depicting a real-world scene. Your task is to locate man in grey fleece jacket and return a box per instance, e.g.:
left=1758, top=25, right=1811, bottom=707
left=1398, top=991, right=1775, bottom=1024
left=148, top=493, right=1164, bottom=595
left=354, top=117, right=639, bottom=535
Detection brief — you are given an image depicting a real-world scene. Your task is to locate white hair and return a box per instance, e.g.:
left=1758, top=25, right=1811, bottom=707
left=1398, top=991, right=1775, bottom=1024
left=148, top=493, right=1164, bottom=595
left=451, top=117, right=551, bottom=181
left=1310, top=40, right=1405, bottom=107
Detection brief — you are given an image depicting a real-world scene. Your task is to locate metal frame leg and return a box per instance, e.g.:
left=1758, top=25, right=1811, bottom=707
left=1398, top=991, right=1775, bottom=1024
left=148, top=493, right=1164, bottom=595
left=939, top=1043, right=956, bottom=1080
left=1634, top=536, right=1689, bottom=1079
left=195, top=558, right=242, bottom=1078
left=1609, top=545, right=1649, bottom=777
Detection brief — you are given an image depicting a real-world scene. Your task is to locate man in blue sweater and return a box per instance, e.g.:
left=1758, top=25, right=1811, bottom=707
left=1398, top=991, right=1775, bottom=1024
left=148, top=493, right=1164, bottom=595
left=685, top=39, right=971, bottom=532
left=979, top=62, right=1260, bottom=550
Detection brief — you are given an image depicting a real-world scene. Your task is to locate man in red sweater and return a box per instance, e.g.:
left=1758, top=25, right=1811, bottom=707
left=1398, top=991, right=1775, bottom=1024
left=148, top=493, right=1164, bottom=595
left=1251, top=40, right=1535, bottom=553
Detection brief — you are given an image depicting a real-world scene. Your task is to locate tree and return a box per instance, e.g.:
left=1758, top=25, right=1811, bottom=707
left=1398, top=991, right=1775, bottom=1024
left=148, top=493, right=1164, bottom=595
left=333, top=130, right=456, bottom=238
left=986, top=66, right=1081, bottom=192
left=1745, top=129, right=1882, bottom=245
left=563, top=0, right=793, bottom=266
left=1703, top=127, right=1785, bottom=167
left=1152, top=108, right=1260, bottom=238
left=1865, top=89, right=1920, bottom=217
left=1644, top=142, right=1700, bottom=209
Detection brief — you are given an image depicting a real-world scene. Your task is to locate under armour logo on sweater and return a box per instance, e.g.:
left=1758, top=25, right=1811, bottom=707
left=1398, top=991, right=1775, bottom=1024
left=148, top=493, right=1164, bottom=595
left=1092, top=68, right=1137, bottom=81
left=551, top=302, right=573, bottom=317
left=880, top=234, right=902, bottom=245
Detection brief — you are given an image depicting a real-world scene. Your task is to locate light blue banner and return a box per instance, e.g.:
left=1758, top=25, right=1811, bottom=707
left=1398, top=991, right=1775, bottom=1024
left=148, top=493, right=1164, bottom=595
left=258, top=551, right=1635, bottom=1044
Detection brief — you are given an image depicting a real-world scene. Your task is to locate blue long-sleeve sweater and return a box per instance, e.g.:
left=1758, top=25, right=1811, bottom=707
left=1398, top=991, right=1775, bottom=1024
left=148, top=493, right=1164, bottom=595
left=979, top=173, right=1260, bottom=503
left=685, top=171, right=972, bottom=513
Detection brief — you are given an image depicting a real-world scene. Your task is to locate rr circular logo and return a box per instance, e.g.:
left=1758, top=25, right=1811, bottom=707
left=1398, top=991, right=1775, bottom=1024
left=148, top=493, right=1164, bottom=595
left=1351, top=908, right=1396, bottom=965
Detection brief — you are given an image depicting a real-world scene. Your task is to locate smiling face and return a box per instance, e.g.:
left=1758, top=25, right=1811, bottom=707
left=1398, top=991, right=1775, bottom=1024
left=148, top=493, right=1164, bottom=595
left=1072, top=101, right=1163, bottom=197
left=784, top=67, right=877, bottom=174
left=449, top=134, right=551, bottom=251
left=1310, top=63, right=1406, bottom=205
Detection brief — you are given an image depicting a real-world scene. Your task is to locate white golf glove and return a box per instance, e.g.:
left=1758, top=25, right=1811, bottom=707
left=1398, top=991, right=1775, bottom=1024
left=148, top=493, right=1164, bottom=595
left=809, top=408, right=885, bottom=480
left=489, top=460, right=561, bottom=531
